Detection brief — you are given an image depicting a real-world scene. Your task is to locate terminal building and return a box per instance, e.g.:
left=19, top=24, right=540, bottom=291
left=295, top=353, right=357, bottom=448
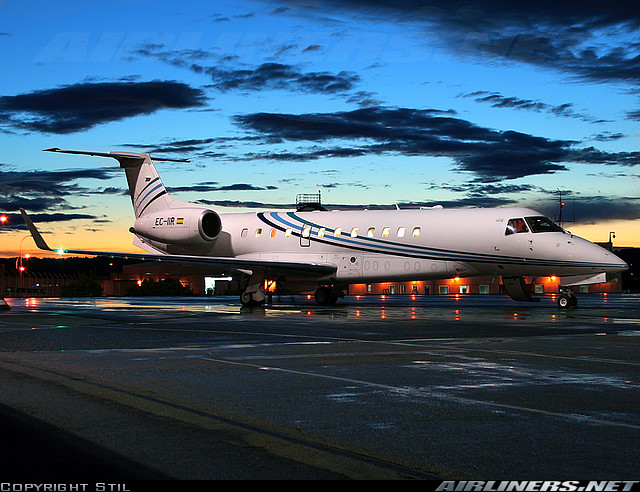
left=108, top=263, right=622, bottom=297
left=2, top=245, right=636, bottom=298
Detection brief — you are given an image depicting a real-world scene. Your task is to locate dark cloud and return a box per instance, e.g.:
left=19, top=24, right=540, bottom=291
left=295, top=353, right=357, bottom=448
left=431, top=182, right=538, bottom=196
left=231, top=106, right=640, bottom=182
left=588, top=132, right=626, bottom=142
left=293, top=0, right=640, bottom=114
left=625, top=109, right=640, bottom=121
left=459, top=91, right=604, bottom=123
left=121, top=134, right=271, bottom=157
left=532, top=195, right=640, bottom=224
left=206, top=62, right=359, bottom=94
left=0, top=211, right=98, bottom=232
left=133, top=44, right=360, bottom=95
left=308, top=0, right=640, bottom=78
left=196, top=199, right=293, bottom=209
left=0, top=167, right=119, bottom=200
left=0, top=81, right=207, bottom=134
left=0, top=166, right=120, bottom=231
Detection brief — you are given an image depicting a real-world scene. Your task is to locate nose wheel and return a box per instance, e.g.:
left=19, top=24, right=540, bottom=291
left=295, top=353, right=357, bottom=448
left=240, top=290, right=265, bottom=307
left=557, top=289, right=577, bottom=309
left=240, top=270, right=267, bottom=307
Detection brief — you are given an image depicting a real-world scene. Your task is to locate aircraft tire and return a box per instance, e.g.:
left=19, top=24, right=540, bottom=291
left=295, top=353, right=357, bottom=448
left=240, top=292, right=264, bottom=308
left=315, top=286, right=338, bottom=306
left=557, top=294, right=577, bottom=309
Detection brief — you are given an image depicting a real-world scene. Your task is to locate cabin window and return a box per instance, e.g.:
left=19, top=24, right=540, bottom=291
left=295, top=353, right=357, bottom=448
left=412, top=227, right=421, bottom=237
left=334, top=228, right=342, bottom=237
left=270, top=228, right=277, bottom=238
left=285, top=228, right=293, bottom=237
left=255, top=228, right=263, bottom=237
left=302, top=226, right=311, bottom=238
left=505, top=218, right=528, bottom=235
left=318, top=228, right=325, bottom=237
left=241, top=228, right=248, bottom=238
left=397, top=227, right=405, bottom=238
left=382, top=227, right=390, bottom=238
left=351, top=227, right=358, bottom=237
left=367, top=227, right=375, bottom=238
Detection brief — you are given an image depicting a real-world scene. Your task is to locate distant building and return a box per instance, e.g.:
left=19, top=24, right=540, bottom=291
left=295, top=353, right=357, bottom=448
left=1, top=249, right=632, bottom=298
left=348, top=273, right=622, bottom=297
left=108, top=263, right=242, bottom=296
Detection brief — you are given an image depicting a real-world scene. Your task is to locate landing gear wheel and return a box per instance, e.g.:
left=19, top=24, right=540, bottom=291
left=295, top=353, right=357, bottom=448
left=558, top=293, right=577, bottom=309
left=315, top=286, right=338, bottom=306
left=240, top=292, right=264, bottom=307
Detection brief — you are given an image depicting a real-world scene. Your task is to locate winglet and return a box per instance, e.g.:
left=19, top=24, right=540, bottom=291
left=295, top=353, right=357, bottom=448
left=19, top=209, right=52, bottom=251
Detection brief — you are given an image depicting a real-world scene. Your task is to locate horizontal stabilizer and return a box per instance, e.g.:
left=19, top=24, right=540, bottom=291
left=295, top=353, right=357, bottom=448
left=43, top=147, right=189, bottom=166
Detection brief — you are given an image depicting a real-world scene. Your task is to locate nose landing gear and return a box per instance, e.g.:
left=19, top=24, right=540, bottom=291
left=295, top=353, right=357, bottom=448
left=557, top=288, right=577, bottom=309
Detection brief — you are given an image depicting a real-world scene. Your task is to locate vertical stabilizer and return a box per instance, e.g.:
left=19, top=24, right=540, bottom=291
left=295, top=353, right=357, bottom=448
left=43, top=148, right=189, bottom=218
left=122, top=153, right=174, bottom=218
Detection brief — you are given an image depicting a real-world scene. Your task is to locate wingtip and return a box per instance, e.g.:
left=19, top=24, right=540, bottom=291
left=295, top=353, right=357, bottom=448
left=43, top=147, right=61, bottom=152
left=19, top=208, right=52, bottom=251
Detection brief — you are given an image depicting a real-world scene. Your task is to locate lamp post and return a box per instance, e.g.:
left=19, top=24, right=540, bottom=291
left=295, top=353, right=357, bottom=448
left=16, top=235, right=31, bottom=298
left=1, top=214, right=10, bottom=309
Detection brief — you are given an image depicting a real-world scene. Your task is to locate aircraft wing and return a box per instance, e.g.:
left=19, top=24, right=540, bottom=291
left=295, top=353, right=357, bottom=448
left=19, top=209, right=337, bottom=278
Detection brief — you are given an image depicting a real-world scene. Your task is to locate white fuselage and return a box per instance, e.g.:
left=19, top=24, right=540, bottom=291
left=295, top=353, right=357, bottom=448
left=145, top=206, right=626, bottom=285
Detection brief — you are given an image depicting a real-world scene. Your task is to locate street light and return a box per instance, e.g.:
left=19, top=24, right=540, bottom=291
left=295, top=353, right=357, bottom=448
left=1, top=215, right=10, bottom=309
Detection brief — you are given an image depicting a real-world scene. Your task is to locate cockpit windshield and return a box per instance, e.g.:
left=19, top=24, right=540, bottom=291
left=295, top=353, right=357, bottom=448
left=525, top=216, right=564, bottom=233
left=505, top=216, right=564, bottom=235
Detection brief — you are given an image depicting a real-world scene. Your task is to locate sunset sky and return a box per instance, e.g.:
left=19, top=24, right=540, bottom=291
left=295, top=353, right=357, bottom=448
left=1, top=0, right=639, bottom=257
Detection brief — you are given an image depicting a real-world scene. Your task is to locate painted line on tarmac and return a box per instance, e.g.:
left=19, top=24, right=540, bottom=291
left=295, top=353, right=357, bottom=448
left=199, top=356, right=640, bottom=431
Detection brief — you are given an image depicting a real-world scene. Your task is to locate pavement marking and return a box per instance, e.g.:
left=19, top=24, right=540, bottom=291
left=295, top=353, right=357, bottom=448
left=199, top=355, right=640, bottom=431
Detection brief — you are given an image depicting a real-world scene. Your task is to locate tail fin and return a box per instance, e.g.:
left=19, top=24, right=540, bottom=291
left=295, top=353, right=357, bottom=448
left=44, top=148, right=189, bottom=218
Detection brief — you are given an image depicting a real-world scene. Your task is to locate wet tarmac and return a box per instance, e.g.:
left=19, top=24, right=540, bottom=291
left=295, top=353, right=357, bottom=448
left=0, top=293, right=638, bottom=480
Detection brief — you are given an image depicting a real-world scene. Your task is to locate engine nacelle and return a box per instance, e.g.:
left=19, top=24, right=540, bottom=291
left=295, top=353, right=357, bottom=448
left=132, top=208, right=222, bottom=246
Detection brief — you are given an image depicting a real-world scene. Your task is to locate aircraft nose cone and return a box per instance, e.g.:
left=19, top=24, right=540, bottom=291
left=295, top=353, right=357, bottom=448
left=612, top=256, right=629, bottom=272
left=600, top=248, right=628, bottom=272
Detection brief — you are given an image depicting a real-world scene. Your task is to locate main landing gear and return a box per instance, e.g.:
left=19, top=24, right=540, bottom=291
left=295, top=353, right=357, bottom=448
left=240, top=279, right=344, bottom=307
left=314, top=285, right=344, bottom=306
left=557, top=287, right=577, bottom=309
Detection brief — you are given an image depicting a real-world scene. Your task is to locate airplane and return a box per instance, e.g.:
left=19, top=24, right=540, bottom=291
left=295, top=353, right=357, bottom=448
left=20, top=147, right=628, bottom=309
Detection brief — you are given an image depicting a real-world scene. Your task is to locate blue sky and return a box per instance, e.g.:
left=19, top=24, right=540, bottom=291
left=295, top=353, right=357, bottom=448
left=1, top=0, right=639, bottom=255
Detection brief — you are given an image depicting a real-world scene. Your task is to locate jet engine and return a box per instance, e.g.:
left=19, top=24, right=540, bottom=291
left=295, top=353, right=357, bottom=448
left=132, top=208, right=222, bottom=246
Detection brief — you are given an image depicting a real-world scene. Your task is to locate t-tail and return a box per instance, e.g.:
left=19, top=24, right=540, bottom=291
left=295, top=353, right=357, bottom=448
left=42, top=148, right=222, bottom=249
left=44, top=147, right=186, bottom=218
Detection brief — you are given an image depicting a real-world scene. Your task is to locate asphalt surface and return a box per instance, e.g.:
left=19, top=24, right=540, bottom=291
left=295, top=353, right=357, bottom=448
left=0, top=294, right=638, bottom=481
